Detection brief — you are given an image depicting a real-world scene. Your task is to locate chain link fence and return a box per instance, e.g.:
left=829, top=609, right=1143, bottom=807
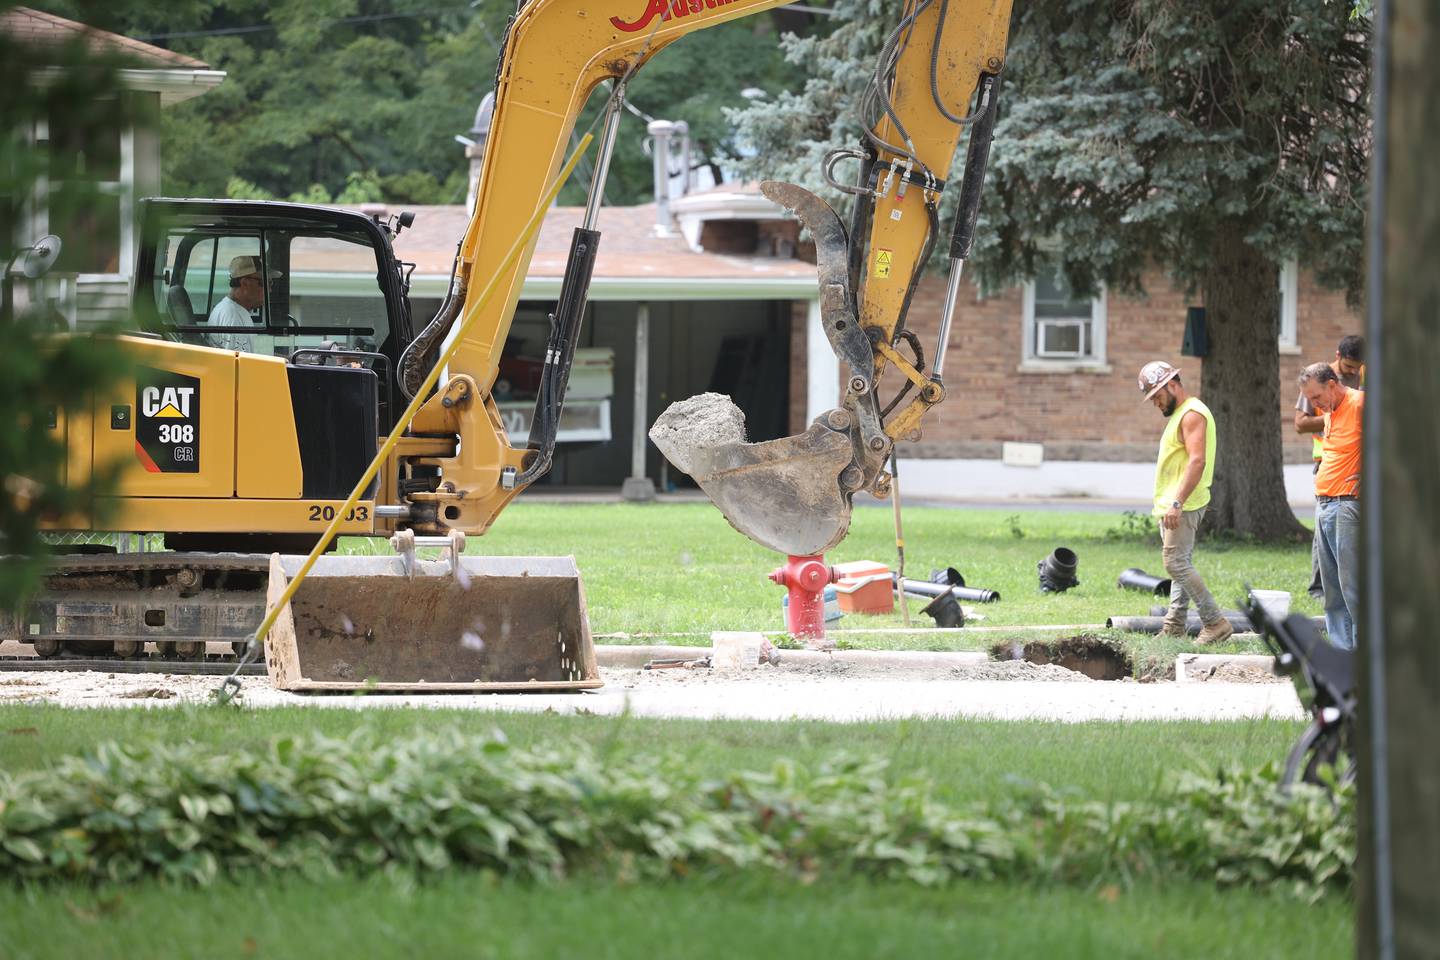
left=41, top=532, right=166, bottom=552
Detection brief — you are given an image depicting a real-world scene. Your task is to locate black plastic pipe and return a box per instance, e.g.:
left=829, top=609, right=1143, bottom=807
left=1107, top=614, right=1327, bottom=637
left=930, top=567, right=1002, bottom=602
left=894, top=576, right=1000, bottom=605
left=1117, top=567, right=1172, bottom=597
left=896, top=568, right=1002, bottom=603
left=1149, top=605, right=1248, bottom=619
left=892, top=579, right=964, bottom=625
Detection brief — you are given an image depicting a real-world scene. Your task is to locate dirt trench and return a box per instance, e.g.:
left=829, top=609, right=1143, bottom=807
left=989, top=634, right=1134, bottom=682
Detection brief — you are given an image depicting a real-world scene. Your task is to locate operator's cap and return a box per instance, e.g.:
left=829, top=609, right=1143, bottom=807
left=228, top=255, right=283, bottom=281
left=1137, top=360, right=1180, bottom=401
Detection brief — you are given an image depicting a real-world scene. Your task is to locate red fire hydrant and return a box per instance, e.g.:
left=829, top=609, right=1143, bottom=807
left=769, top=554, right=837, bottom=645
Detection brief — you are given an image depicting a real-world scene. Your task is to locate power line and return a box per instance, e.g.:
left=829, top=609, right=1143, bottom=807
left=135, top=7, right=470, bottom=42
left=137, top=3, right=836, bottom=42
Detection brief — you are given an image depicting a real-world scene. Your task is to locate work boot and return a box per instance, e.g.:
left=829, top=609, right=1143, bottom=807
left=1159, top=616, right=1190, bottom=638
left=1195, top=618, right=1234, bottom=646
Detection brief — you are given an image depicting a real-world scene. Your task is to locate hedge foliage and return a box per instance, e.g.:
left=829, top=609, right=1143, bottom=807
left=0, top=730, right=1352, bottom=900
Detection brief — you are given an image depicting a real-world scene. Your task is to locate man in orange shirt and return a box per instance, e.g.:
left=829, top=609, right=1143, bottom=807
left=1293, top=335, right=1364, bottom=598
left=1299, top=362, right=1364, bottom=650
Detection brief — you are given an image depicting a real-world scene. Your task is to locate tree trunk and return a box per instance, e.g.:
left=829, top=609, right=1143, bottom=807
left=1197, top=221, right=1308, bottom=542
left=1358, top=0, right=1440, bottom=952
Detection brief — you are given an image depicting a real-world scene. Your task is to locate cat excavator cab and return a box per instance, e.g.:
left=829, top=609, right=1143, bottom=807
left=22, top=0, right=1014, bottom=690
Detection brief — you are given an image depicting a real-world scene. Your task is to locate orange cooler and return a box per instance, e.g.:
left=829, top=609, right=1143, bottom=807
left=832, top=560, right=894, bottom=615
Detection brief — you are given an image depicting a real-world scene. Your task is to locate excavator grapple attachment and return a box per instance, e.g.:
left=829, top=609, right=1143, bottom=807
left=263, top=553, right=599, bottom=692
left=649, top=395, right=857, bottom=556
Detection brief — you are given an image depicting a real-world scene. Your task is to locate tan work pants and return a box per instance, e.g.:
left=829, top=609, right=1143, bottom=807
left=1161, top=507, right=1222, bottom=625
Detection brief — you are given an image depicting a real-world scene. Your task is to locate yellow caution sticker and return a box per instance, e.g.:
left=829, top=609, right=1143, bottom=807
left=874, top=248, right=893, bottom=279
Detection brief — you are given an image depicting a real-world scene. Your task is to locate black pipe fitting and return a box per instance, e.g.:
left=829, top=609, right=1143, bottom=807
left=1117, top=567, right=1172, bottom=597
left=920, top=591, right=965, bottom=628
left=891, top=574, right=969, bottom=627
left=1037, top=548, right=1079, bottom=593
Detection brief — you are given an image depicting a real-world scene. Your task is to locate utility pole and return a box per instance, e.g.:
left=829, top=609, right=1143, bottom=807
left=1358, top=0, right=1440, bottom=955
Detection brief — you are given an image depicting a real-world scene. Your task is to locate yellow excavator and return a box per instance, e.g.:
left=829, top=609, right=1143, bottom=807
left=14, top=0, right=1013, bottom=690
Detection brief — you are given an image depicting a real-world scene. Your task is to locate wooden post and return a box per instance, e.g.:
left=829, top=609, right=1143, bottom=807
left=621, top=302, right=656, bottom=501
left=1359, top=0, right=1440, bottom=954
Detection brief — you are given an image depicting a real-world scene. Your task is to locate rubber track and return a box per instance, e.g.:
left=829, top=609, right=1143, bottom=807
left=13, top=552, right=274, bottom=673
left=43, top=552, right=272, bottom=575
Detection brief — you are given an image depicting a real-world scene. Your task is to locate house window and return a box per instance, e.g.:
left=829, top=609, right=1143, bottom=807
left=1278, top=258, right=1298, bottom=350
left=33, top=105, right=134, bottom=278
left=1023, top=265, right=1106, bottom=366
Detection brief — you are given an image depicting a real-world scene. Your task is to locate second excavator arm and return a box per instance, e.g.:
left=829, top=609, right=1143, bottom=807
left=397, top=0, right=1013, bottom=554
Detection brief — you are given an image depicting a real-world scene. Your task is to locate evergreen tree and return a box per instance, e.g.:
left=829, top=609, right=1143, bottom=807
left=731, top=0, right=1371, bottom=540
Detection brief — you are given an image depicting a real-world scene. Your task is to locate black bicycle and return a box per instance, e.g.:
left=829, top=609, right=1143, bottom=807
left=1242, top=589, right=1356, bottom=791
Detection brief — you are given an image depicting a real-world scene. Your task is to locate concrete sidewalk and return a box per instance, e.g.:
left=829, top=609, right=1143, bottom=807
left=891, top=458, right=1320, bottom=511
left=0, top=665, right=1304, bottom=723
left=523, top=465, right=1319, bottom=516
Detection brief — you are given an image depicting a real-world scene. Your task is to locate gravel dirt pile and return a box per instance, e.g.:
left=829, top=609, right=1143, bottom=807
left=648, top=392, right=746, bottom=475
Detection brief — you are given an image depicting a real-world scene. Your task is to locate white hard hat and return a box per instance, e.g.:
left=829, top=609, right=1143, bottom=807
left=1137, top=360, right=1180, bottom=401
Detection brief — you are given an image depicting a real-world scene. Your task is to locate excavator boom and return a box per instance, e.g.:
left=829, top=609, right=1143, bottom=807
left=398, top=0, right=1013, bottom=548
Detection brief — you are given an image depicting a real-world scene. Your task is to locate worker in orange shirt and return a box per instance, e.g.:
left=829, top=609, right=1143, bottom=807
left=1298, top=362, right=1364, bottom=650
left=1294, top=335, right=1364, bottom=598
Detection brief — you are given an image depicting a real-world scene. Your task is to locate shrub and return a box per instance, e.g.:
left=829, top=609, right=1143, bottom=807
left=0, top=731, right=1351, bottom=900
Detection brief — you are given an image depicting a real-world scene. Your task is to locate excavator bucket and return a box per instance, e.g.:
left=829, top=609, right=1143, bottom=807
left=650, top=396, right=857, bottom=556
left=648, top=180, right=879, bottom=558
left=262, top=553, right=599, bottom=692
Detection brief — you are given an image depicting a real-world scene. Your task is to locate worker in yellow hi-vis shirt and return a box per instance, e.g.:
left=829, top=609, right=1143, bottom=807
left=1138, top=361, right=1232, bottom=646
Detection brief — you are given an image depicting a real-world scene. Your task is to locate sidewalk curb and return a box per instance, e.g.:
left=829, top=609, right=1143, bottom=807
left=595, top=644, right=989, bottom=672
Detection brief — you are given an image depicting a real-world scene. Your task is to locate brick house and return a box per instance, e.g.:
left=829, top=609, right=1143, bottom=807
left=822, top=263, right=1360, bottom=504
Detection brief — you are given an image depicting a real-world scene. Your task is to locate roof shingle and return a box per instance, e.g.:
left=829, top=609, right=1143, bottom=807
left=1, top=6, right=209, bottom=69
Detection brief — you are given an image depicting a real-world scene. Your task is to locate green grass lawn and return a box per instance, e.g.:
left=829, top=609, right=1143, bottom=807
left=343, top=502, right=1314, bottom=657
left=0, top=708, right=1344, bottom=958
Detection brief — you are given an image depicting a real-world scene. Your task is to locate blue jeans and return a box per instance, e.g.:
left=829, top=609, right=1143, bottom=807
left=1315, top=498, right=1361, bottom=650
